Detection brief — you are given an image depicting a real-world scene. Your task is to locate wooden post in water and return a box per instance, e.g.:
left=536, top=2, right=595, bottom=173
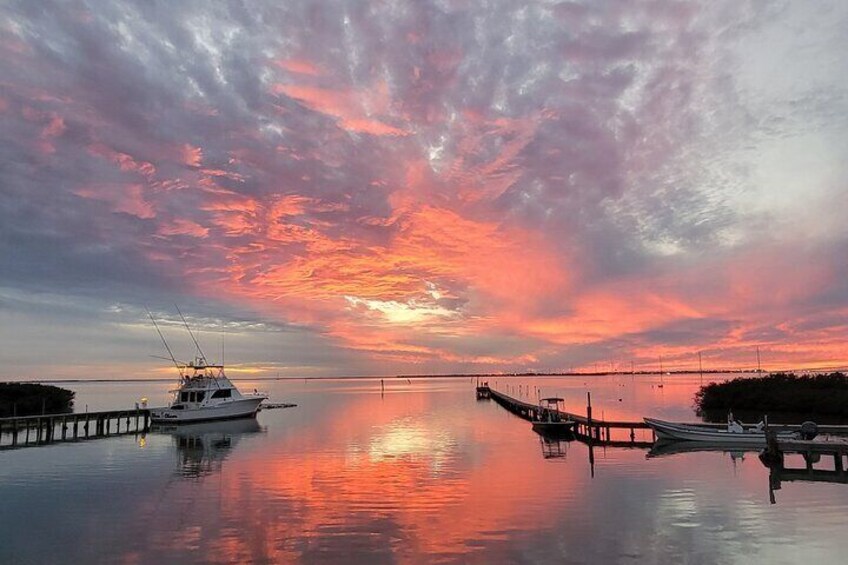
left=586, top=392, right=593, bottom=440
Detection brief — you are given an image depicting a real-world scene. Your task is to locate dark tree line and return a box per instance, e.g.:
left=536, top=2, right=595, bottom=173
left=0, top=383, right=75, bottom=417
left=695, top=372, right=848, bottom=418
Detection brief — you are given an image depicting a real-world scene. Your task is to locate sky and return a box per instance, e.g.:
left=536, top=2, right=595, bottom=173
left=1, top=0, right=847, bottom=379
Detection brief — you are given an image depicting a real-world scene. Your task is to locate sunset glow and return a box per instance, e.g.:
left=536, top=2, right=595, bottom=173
left=1, top=1, right=846, bottom=378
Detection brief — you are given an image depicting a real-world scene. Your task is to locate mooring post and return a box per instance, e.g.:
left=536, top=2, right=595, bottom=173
left=586, top=392, right=593, bottom=437
left=762, top=415, right=783, bottom=467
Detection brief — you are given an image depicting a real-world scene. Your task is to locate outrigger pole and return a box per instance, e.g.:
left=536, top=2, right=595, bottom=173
left=175, top=304, right=208, bottom=364
left=146, top=307, right=185, bottom=379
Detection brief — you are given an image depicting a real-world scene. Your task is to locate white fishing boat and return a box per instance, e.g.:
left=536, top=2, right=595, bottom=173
left=147, top=308, right=267, bottom=424
left=644, top=417, right=796, bottom=445
left=150, top=357, right=267, bottom=423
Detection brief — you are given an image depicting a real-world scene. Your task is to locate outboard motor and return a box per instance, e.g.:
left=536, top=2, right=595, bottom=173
left=799, top=421, right=818, bottom=440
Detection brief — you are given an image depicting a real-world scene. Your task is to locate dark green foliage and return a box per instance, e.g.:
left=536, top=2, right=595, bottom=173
left=695, top=372, right=848, bottom=417
left=0, top=383, right=75, bottom=417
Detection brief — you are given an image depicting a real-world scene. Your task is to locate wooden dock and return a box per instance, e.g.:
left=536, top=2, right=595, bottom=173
left=477, top=385, right=654, bottom=448
left=760, top=431, right=848, bottom=502
left=0, top=409, right=151, bottom=449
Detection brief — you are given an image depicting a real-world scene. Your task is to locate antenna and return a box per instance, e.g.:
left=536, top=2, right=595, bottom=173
left=175, top=304, right=207, bottom=363
left=146, top=308, right=184, bottom=378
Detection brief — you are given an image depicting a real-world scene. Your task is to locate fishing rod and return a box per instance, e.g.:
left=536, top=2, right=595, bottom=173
left=146, top=307, right=184, bottom=379
left=174, top=304, right=208, bottom=364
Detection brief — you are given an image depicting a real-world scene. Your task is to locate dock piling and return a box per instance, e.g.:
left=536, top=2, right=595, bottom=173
left=1, top=408, right=152, bottom=450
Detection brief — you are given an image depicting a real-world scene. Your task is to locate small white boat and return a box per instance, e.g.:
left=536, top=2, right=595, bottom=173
left=150, top=358, right=267, bottom=424
left=644, top=417, right=796, bottom=445
left=531, top=397, right=576, bottom=437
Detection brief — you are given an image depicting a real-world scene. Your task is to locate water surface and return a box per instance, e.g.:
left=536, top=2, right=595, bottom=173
left=1, top=374, right=847, bottom=563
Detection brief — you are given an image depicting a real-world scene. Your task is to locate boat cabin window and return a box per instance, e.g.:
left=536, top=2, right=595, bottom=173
left=171, top=405, right=184, bottom=410
left=180, top=392, right=189, bottom=402
left=196, top=392, right=205, bottom=402
left=211, top=389, right=232, bottom=399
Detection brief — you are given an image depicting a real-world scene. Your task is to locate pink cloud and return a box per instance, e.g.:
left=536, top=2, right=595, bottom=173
left=272, top=83, right=409, bottom=136
left=157, top=219, right=209, bottom=238
left=181, top=143, right=203, bottom=167
left=74, top=183, right=155, bottom=219
left=87, top=143, right=157, bottom=178
left=272, top=58, right=322, bottom=76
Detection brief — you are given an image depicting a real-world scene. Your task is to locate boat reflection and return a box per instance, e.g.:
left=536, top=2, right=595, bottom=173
left=538, top=435, right=573, bottom=460
left=647, top=439, right=752, bottom=460
left=152, top=417, right=264, bottom=478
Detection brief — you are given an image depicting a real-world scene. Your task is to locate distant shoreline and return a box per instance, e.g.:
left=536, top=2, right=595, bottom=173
left=2, top=368, right=838, bottom=384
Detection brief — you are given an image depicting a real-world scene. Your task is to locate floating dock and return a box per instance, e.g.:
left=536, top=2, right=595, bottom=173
left=0, top=409, right=150, bottom=449
left=477, top=384, right=653, bottom=447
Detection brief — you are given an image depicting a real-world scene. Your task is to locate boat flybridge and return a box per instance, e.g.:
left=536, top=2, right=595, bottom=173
left=147, top=308, right=267, bottom=424
left=150, top=357, right=267, bottom=424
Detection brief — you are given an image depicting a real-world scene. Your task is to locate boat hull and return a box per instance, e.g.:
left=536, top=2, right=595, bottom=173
left=151, top=397, right=264, bottom=424
left=644, top=417, right=794, bottom=444
left=532, top=420, right=577, bottom=438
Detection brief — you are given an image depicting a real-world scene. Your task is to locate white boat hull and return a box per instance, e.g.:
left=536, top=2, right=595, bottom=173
left=151, top=397, right=264, bottom=423
left=644, top=418, right=795, bottom=445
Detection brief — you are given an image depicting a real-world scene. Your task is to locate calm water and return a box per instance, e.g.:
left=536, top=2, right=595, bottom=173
left=2, top=374, right=847, bottom=564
